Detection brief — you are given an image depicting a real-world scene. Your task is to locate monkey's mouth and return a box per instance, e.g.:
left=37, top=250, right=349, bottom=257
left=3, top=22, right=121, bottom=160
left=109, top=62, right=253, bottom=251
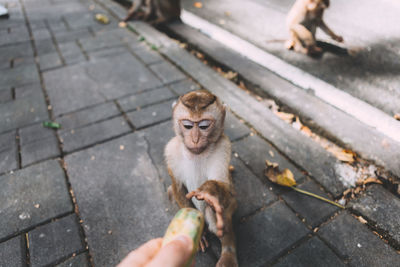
left=187, top=146, right=206, bottom=154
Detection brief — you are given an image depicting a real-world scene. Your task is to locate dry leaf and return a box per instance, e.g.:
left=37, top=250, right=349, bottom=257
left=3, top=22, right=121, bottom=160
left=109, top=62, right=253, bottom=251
left=330, top=148, right=355, bottom=163
left=194, top=2, right=203, bottom=8
left=363, top=177, right=382, bottom=185
left=394, top=113, right=400, bottom=121
left=265, top=161, right=297, bottom=187
left=300, top=125, right=313, bottom=137
left=118, top=21, right=127, bottom=28
left=275, top=111, right=294, bottom=123
left=357, top=216, right=367, bottom=224
left=229, top=165, right=235, bottom=172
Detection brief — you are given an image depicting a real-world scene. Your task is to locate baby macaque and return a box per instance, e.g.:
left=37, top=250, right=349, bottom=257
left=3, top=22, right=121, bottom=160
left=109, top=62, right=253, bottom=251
left=286, top=0, right=343, bottom=56
left=165, top=90, right=238, bottom=267
left=124, top=0, right=180, bottom=25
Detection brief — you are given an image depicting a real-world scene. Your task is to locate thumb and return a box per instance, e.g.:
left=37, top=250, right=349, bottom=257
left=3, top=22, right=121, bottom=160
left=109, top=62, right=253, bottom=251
left=146, top=235, right=194, bottom=267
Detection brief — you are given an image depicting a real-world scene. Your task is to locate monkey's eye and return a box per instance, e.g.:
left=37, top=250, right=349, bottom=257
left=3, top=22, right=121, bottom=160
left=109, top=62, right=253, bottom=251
left=182, top=120, right=194, bottom=130
left=199, top=120, right=211, bottom=130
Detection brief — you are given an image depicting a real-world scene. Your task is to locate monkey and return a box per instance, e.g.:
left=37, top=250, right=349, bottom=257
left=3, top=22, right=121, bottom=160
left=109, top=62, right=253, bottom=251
left=285, top=0, right=343, bottom=57
left=164, top=90, right=238, bottom=267
left=123, top=0, right=180, bottom=25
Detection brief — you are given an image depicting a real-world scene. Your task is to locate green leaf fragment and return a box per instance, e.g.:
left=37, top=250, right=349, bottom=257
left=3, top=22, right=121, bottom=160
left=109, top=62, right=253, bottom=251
left=43, top=121, right=61, bottom=129
left=138, top=36, right=145, bottom=42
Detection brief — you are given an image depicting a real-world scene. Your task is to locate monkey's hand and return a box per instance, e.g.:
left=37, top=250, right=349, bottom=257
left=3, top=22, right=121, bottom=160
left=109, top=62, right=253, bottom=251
left=186, top=181, right=232, bottom=238
left=333, top=35, right=344, bottom=43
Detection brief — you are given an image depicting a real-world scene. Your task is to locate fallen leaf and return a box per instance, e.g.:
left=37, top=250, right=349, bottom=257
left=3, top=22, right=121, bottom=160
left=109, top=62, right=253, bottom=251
left=265, top=161, right=296, bottom=187
left=194, top=2, right=203, bottom=8
left=300, top=125, right=313, bottom=137
left=275, top=111, right=294, bottom=123
left=95, top=13, right=110, bottom=24
left=118, top=21, right=127, bottom=28
left=330, top=148, right=355, bottom=163
left=394, top=114, right=400, bottom=121
left=229, top=165, right=235, bottom=172
left=357, top=216, right=367, bottom=224
left=363, top=177, right=382, bottom=185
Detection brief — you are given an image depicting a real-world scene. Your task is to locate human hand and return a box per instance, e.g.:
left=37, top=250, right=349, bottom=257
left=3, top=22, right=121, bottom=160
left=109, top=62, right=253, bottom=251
left=117, top=235, right=194, bottom=267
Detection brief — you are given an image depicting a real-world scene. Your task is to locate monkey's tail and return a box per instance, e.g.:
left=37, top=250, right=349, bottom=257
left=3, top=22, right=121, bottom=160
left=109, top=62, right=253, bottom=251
left=265, top=39, right=287, bottom=43
left=316, top=41, right=350, bottom=56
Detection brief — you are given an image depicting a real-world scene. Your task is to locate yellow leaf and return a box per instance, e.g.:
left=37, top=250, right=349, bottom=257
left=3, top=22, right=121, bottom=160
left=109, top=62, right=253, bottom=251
left=363, top=177, right=382, bottom=185
left=265, top=161, right=296, bottom=187
left=194, top=2, right=203, bottom=8
left=276, top=169, right=297, bottom=187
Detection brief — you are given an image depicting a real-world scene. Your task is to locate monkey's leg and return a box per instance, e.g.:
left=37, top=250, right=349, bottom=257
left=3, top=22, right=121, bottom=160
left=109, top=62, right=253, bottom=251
left=124, top=1, right=144, bottom=22
left=216, top=203, right=238, bottom=267
left=167, top=168, right=194, bottom=208
left=290, top=24, right=322, bottom=56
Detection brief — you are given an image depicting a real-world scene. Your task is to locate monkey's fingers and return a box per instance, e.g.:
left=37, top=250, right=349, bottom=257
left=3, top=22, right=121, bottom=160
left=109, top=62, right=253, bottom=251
left=199, top=236, right=209, bottom=252
left=186, top=190, right=200, bottom=200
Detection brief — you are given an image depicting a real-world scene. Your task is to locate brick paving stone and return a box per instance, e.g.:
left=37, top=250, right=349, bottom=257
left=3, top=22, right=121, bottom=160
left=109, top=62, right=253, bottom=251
left=236, top=201, right=309, bottom=266
left=168, top=79, right=201, bottom=96
left=118, top=87, right=175, bottom=113
left=12, top=56, right=36, bottom=69
left=65, top=133, right=173, bottom=266
left=38, top=52, right=63, bottom=71
left=273, top=236, right=344, bottom=267
left=31, top=27, right=52, bottom=41
left=60, top=116, right=131, bottom=153
left=224, top=111, right=250, bottom=141
left=58, top=41, right=86, bottom=65
left=318, top=212, right=400, bottom=266
left=232, top=135, right=304, bottom=184
left=0, top=25, right=30, bottom=46
left=281, top=179, right=339, bottom=228
left=0, top=87, right=48, bottom=133
left=35, top=39, right=58, bottom=56
left=79, top=29, right=126, bottom=52
left=127, top=100, right=174, bottom=130
left=19, top=123, right=60, bottom=167
left=87, top=45, right=128, bottom=59
left=0, top=160, right=73, bottom=239
left=28, top=214, right=84, bottom=267
left=56, top=252, right=89, bottom=267
left=44, top=53, right=162, bottom=116
left=150, top=61, right=186, bottom=85
left=0, top=131, right=18, bottom=174
left=0, top=236, right=26, bottom=267
left=231, top=157, right=277, bottom=218
left=54, top=28, right=93, bottom=44
left=0, top=88, right=12, bottom=103
left=0, top=64, right=40, bottom=88
left=56, top=102, right=121, bottom=131
left=350, top=185, right=400, bottom=244
left=133, top=46, right=164, bottom=65
left=0, top=42, right=34, bottom=67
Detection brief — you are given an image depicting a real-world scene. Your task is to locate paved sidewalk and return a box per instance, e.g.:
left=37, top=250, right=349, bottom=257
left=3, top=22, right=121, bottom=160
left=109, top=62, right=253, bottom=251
left=0, top=0, right=399, bottom=266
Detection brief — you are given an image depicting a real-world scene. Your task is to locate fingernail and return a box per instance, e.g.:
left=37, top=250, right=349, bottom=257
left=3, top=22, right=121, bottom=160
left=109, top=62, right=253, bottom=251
left=174, top=235, right=193, bottom=252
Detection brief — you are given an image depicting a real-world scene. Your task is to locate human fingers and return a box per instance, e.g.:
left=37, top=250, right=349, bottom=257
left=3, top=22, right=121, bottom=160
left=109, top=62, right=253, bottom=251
left=146, top=235, right=193, bottom=267
left=117, top=238, right=162, bottom=267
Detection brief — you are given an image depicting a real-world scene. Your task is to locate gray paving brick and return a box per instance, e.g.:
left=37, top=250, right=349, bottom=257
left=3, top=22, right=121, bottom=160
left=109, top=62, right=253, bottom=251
left=12, top=56, right=36, bottom=69
left=29, top=215, right=84, bottom=267
left=35, top=39, right=57, bottom=56
left=20, top=123, right=60, bottom=167
left=127, top=100, right=174, bottom=129
left=44, top=54, right=162, bottom=116
left=281, top=179, right=339, bottom=228
left=168, top=79, right=201, bottom=96
left=0, top=160, right=73, bottom=239
left=56, top=102, right=121, bottom=131
left=0, top=236, right=26, bottom=267
left=14, top=83, right=42, bottom=99
left=273, top=236, right=344, bottom=267
left=0, top=86, right=48, bottom=133
left=38, top=52, right=63, bottom=71
left=224, top=111, right=250, bottom=141
left=87, top=45, right=128, bottom=59
left=0, top=131, right=18, bottom=174
left=60, top=116, right=131, bottom=153
left=59, top=41, right=86, bottom=65
left=79, top=30, right=126, bottom=52
left=0, top=64, right=40, bottom=88
left=236, top=201, right=309, bottom=266
left=150, top=61, right=186, bottom=84
left=318, top=212, right=400, bottom=266
left=65, top=133, right=174, bottom=266
left=232, top=135, right=304, bottom=185
left=133, top=46, right=164, bottom=65
left=118, top=87, right=175, bottom=113
left=54, top=28, right=92, bottom=44
left=0, top=42, right=33, bottom=66
left=232, top=157, right=277, bottom=218
left=350, top=185, right=400, bottom=245
left=0, top=88, right=12, bottom=103
left=31, top=27, right=52, bottom=41
left=56, top=252, right=89, bottom=267
left=0, top=25, right=30, bottom=46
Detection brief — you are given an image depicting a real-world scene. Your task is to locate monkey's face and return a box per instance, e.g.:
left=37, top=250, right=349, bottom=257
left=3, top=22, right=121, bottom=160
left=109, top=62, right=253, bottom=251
left=179, top=118, right=215, bottom=154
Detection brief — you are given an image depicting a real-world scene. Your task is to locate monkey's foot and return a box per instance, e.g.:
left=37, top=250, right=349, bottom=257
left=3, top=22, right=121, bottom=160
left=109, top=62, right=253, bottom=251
left=285, top=40, right=294, bottom=50
left=307, top=46, right=323, bottom=58
left=216, top=251, right=238, bottom=267
left=186, top=190, right=224, bottom=237
left=199, top=234, right=209, bottom=252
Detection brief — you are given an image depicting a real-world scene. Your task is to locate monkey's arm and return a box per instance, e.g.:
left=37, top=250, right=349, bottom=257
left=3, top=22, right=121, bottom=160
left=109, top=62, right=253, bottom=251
left=319, top=20, right=343, bottom=42
left=186, top=180, right=236, bottom=238
left=167, top=168, right=194, bottom=208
